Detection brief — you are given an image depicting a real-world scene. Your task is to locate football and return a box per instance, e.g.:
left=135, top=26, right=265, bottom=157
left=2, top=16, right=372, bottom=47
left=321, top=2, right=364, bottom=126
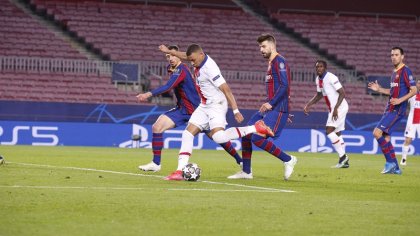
left=182, top=163, right=201, bottom=181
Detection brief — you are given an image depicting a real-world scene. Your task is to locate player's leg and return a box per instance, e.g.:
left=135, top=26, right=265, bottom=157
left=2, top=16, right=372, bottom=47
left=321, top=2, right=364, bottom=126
left=325, top=105, right=349, bottom=168
left=401, top=136, right=412, bottom=165
left=250, top=111, right=297, bottom=180
left=373, top=112, right=403, bottom=174
left=227, top=113, right=262, bottom=179
left=205, top=131, right=243, bottom=166
left=165, top=107, right=207, bottom=180
left=164, top=123, right=201, bottom=181
left=139, top=109, right=181, bottom=172
left=401, top=122, right=415, bottom=166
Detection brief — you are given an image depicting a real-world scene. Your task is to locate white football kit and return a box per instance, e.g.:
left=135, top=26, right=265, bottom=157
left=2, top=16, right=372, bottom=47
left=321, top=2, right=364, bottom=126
left=189, top=55, right=228, bottom=131
left=316, top=72, right=349, bottom=132
left=405, top=93, right=420, bottom=139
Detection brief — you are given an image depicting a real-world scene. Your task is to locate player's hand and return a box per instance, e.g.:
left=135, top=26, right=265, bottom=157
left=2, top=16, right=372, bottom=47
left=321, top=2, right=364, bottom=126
left=303, top=105, right=310, bottom=115
left=390, top=97, right=402, bottom=105
left=259, top=102, right=272, bottom=113
left=136, top=93, right=150, bottom=102
left=287, top=114, right=294, bottom=123
left=332, top=108, right=339, bottom=121
left=367, top=80, right=380, bottom=91
left=234, top=112, right=244, bottom=123
left=159, top=45, right=170, bottom=53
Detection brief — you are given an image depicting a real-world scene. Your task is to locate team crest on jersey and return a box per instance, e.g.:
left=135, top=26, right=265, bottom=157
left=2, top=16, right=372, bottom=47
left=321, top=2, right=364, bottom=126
left=279, top=62, right=285, bottom=69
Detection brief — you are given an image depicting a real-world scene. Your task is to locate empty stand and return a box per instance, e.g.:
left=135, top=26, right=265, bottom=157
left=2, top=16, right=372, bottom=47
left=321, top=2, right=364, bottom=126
left=34, top=0, right=323, bottom=72
left=0, top=0, right=86, bottom=59
left=271, top=12, right=420, bottom=76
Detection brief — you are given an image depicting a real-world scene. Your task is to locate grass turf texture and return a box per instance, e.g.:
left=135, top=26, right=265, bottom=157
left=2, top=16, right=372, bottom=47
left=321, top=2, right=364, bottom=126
left=1, top=146, right=419, bottom=236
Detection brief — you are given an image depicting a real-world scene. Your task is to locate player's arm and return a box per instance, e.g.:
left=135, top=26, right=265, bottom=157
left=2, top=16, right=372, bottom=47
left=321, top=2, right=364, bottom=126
left=159, top=45, right=188, bottom=60
left=303, top=92, right=323, bottom=115
left=219, top=83, right=244, bottom=123
left=368, top=80, right=390, bottom=95
left=390, top=85, right=417, bottom=105
left=136, top=70, right=185, bottom=101
left=331, top=88, right=346, bottom=120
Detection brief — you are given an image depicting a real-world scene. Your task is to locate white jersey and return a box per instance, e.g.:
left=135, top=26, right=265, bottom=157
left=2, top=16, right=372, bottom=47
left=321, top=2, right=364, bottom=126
left=316, top=71, right=348, bottom=111
left=407, top=93, right=420, bottom=125
left=193, top=55, right=227, bottom=106
left=404, top=93, right=420, bottom=138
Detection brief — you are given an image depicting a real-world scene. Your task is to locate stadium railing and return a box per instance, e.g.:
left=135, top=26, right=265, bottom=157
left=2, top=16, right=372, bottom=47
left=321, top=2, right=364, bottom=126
left=0, top=56, right=359, bottom=83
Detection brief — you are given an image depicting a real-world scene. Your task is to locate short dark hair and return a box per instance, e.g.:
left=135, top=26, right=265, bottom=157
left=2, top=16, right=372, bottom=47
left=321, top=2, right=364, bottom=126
left=392, top=46, right=404, bottom=55
left=167, top=45, right=179, bottom=51
left=315, top=59, right=327, bottom=68
left=257, top=33, right=276, bottom=44
left=186, top=44, right=202, bottom=56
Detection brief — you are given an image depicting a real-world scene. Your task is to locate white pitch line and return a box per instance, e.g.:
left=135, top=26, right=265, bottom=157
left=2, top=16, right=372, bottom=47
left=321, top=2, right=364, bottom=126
left=0, top=185, right=283, bottom=193
left=7, top=162, right=295, bottom=193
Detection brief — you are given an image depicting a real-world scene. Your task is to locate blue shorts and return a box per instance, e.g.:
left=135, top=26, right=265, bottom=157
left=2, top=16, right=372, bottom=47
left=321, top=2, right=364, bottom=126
left=376, top=111, right=405, bottom=135
left=164, top=108, right=192, bottom=127
left=247, top=110, right=288, bottom=139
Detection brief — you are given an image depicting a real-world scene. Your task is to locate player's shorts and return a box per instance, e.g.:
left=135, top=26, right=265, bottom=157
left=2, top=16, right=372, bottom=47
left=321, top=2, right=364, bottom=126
left=188, top=100, right=228, bottom=131
left=247, top=110, right=288, bottom=139
left=326, top=102, right=348, bottom=132
left=376, top=110, right=405, bottom=135
left=163, top=107, right=192, bottom=127
left=404, top=122, right=420, bottom=139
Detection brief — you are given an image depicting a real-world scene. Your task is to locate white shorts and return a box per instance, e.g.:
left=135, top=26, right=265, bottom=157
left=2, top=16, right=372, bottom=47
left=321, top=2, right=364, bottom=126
left=326, top=102, right=348, bottom=132
left=404, top=122, right=420, bottom=139
left=188, top=100, right=228, bottom=131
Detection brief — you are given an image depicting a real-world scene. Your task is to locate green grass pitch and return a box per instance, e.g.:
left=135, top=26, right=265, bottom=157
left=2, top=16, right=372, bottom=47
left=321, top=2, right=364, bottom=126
left=1, top=145, right=419, bottom=236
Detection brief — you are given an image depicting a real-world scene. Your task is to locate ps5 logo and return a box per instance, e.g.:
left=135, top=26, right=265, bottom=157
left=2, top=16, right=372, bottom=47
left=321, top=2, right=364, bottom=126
left=0, top=125, right=59, bottom=146
left=298, top=129, right=414, bottom=155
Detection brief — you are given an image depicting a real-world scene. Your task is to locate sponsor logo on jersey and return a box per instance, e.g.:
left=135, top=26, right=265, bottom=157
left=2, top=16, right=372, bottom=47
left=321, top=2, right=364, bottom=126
left=212, top=75, right=220, bottom=81
left=390, top=82, right=399, bottom=88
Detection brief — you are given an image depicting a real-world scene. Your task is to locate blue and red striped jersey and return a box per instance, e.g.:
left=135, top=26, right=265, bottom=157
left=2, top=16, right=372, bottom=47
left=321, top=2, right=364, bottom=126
left=386, top=64, right=415, bottom=114
left=150, top=63, right=200, bottom=114
left=265, top=54, right=291, bottom=112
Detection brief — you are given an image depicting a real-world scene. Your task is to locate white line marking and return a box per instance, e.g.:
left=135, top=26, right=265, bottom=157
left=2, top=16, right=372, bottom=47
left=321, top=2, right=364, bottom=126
left=7, top=162, right=295, bottom=193
left=0, top=185, right=284, bottom=193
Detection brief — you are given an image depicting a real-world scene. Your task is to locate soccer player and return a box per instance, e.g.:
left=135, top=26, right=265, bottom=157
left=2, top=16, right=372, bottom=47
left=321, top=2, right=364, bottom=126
left=159, top=43, right=274, bottom=180
left=368, top=47, right=417, bottom=174
left=137, top=45, right=243, bottom=172
left=303, top=60, right=350, bottom=168
left=400, top=78, right=420, bottom=165
left=227, top=33, right=297, bottom=180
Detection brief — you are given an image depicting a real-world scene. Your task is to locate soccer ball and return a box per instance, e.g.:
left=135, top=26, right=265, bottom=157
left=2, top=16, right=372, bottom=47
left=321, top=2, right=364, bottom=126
left=182, top=163, right=201, bottom=181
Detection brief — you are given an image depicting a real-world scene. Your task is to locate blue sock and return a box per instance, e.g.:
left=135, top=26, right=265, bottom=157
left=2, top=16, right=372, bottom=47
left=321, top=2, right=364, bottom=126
left=220, top=141, right=242, bottom=165
left=152, top=133, right=163, bottom=165
left=242, top=134, right=252, bottom=174
left=252, top=135, right=291, bottom=162
left=376, top=136, right=392, bottom=163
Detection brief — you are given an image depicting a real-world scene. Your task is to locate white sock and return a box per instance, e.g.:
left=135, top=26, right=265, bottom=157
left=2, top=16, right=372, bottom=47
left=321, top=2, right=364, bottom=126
left=177, top=130, right=194, bottom=170
left=327, top=132, right=345, bottom=157
left=224, top=126, right=256, bottom=139
left=339, top=135, right=346, bottom=153
left=402, top=145, right=409, bottom=160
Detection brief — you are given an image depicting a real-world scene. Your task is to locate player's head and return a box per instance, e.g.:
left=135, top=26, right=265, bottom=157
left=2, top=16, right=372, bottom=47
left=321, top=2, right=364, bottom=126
left=257, top=34, right=276, bottom=59
left=391, top=46, right=404, bottom=67
left=166, top=45, right=181, bottom=67
left=315, top=60, right=327, bottom=76
left=186, top=44, right=205, bottom=68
